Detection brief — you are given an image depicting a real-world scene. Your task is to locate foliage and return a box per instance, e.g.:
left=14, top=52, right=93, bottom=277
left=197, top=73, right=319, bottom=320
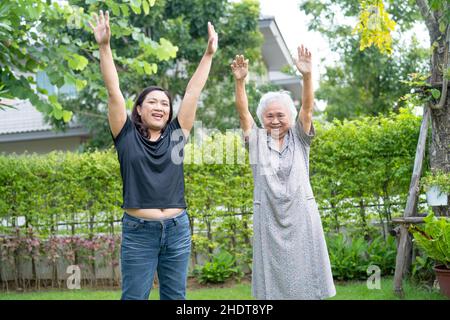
left=353, top=1, right=449, bottom=56
left=353, top=0, right=396, bottom=54
left=327, top=233, right=397, bottom=280
left=410, top=213, right=450, bottom=269
left=194, top=249, right=243, bottom=284
left=411, top=252, right=436, bottom=289
left=0, top=0, right=176, bottom=123
left=311, top=108, right=424, bottom=233
left=421, top=170, right=450, bottom=194
left=0, top=110, right=428, bottom=285
left=0, top=109, right=425, bottom=236
left=0, top=230, right=121, bottom=289
left=61, top=0, right=264, bottom=150
left=299, top=0, right=428, bottom=121
left=399, top=72, right=442, bottom=107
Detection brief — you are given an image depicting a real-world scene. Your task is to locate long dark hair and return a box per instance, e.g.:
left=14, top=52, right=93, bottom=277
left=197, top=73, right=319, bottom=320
left=131, top=86, right=174, bottom=139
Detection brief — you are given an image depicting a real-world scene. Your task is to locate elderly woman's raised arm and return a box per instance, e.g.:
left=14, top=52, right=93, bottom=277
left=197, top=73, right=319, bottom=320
left=231, top=55, right=254, bottom=134
left=295, top=45, right=314, bottom=135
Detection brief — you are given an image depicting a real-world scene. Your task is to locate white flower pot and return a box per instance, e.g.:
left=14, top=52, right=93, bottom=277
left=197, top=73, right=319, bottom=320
left=426, top=186, right=448, bottom=206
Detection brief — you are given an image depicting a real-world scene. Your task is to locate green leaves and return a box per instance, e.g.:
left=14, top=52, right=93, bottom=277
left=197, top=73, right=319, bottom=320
left=155, top=38, right=179, bottom=61
left=353, top=1, right=396, bottom=55
left=430, top=88, right=441, bottom=99
left=66, top=53, right=89, bottom=71
left=128, top=0, right=154, bottom=15
left=1, top=0, right=179, bottom=128
left=411, top=213, right=450, bottom=268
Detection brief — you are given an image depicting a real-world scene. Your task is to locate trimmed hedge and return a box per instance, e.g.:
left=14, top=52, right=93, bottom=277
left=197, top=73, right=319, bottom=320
left=0, top=109, right=427, bottom=282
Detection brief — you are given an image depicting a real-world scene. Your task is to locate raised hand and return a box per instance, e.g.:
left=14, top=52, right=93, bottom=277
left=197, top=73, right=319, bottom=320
left=89, top=10, right=111, bottom=46
left=230, top=55, right=249, bottom=81
left=206, top=22, right=218, bottom=56
left=295, top=44, right=312, bottom=76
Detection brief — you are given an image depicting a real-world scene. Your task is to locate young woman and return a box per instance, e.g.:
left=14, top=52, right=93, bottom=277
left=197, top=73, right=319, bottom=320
left=230, top=46, right=336, bottom=300
left=89, top=10, right=218, bottom=300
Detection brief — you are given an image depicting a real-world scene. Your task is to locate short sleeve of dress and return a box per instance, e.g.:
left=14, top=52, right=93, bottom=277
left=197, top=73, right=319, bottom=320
left=294, top=120, right=315, bottom=147
left=244, top=121, right=259, bottom=149
left=111, top=116, right=132, bottom=146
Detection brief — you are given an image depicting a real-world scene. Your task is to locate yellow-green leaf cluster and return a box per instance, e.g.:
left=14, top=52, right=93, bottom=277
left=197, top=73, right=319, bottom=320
left=353, top=0, right=396, bottom=55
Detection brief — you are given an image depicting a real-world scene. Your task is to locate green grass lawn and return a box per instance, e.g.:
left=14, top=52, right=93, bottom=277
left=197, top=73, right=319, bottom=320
left=0, top=277, right=447, bottom=300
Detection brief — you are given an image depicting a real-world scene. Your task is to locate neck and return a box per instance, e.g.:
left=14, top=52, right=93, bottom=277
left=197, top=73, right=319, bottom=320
left=147, top=128, right=162, bottom=141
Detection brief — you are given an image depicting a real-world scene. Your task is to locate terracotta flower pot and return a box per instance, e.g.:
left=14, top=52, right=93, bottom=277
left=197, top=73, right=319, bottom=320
left=433, top=265, right=450, bottom=298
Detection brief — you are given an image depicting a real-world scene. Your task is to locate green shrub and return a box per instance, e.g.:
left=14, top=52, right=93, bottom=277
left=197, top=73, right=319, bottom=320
left=410, top=213, right=450, bottom=268
left=411, top=252, right=436, bottom=289
left=327, top=234, right=397, bottom=280
left=328, top=234, right=369, bottom=280
left=367, top=234, right=397, bottom=276
left=194, top=250, right=243, bottom=284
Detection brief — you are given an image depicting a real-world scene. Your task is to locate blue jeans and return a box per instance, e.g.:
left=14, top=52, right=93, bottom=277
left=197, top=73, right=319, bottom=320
left=120, top=210, right=191, bottom=300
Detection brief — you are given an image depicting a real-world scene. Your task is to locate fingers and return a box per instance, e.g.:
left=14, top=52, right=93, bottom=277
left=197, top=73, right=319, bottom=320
left=207, top=21, right=217, bottom=39
left=230, top=55, right=249, bottom=73
left=89, top=10, right=110, bottom=33
left=230, top=60, right=237, bottom=71
left=92, top=12, right=99, bottom=26
left=105, top=10, right=109, bottom=27
left=297, top=44, right=312, bottom=57
left=99, top=10, right=105, bottom=25
left=235, top=55, right=243, bottom=65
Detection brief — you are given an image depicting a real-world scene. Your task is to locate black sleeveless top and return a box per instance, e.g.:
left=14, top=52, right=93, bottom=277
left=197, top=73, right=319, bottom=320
left=111, top=116, right=187, bottom=209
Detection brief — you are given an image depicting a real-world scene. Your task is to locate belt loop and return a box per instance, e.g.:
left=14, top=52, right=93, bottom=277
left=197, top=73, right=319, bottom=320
left=173, top=218, right=177, bottom=226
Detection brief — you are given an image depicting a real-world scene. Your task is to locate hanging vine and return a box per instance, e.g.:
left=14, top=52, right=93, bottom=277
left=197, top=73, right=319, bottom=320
left=353, top=0, right=396, bottom=54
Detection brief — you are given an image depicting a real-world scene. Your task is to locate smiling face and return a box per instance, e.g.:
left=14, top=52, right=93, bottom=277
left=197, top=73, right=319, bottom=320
left=137, top=90, right=171, bottom=132
left=262, top=101, right=292, bottom=138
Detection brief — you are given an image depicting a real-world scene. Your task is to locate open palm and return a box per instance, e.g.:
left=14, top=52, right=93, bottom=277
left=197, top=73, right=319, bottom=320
left=295, top=45, right=312, bottom=75
left=89, top=10, right=110, bottom=46
left=231, top=55, right=248, bottom=80
left=206, top=22, right=218, bottom=55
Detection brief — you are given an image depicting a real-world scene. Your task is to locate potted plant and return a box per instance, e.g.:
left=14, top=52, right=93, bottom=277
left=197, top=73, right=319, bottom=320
left=410, top=213, right=450, bottom=298
left=421, top=170, right=449, bottom=207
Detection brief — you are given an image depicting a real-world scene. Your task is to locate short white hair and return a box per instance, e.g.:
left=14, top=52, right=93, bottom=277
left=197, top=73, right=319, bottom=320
left=256, top=91, right=297, bottom=128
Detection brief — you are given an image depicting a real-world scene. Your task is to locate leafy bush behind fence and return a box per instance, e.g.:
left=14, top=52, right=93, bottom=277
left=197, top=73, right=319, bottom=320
left=0, top=109, right=428, bottom=286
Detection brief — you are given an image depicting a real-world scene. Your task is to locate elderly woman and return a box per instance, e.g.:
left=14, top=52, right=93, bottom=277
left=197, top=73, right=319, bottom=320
left=230, top=46, right=336, bottom=300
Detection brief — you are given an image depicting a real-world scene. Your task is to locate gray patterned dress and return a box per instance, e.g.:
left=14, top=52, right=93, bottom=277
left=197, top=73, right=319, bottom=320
left=246, top=120, right=336, bottom=300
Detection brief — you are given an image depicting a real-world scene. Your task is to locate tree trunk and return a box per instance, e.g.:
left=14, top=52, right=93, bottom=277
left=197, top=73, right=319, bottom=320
left=421, top=0, right=449, bottom=216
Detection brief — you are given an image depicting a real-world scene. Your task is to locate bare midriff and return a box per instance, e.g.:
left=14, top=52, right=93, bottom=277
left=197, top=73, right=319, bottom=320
left=125, top=208, right=184, bottom=220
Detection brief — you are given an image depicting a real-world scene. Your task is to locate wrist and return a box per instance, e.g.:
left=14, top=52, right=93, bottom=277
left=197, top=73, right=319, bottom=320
left=99, top=43, right=111, bottom=51
left=302, top=72, right=312, bottom=81
left=235, top=78, right=246, bottom=84
left=203, top=51, right=214, bottom=59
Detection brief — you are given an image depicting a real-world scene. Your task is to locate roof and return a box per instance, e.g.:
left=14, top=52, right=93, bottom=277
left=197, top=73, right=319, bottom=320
left=258, top=16, right=302, bottom=101
left=259, top=16, right=295, bottom=71
left=0, top=98, right=86, bottom=137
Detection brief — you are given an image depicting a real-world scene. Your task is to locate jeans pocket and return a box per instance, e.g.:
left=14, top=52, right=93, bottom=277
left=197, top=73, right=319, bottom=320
left=122, top=219, right=142, bottom=231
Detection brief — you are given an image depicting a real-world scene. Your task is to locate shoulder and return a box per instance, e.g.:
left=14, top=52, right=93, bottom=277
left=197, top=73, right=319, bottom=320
left=112, top=115, right=134, bottom=145
left=293, top=120, right=315, bottom=147
left=166, top=117, right=188, bottom=142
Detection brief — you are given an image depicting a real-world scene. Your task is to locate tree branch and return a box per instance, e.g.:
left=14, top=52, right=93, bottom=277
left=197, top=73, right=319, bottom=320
left=415, top=0, right=439, bottom=41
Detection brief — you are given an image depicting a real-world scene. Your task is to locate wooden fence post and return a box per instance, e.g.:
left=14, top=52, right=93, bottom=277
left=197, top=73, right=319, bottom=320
left=393, top=105, right=430, bottom=297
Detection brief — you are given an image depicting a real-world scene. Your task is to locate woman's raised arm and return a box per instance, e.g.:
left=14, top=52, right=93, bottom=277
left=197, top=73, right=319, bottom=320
left=177, top=22, right=218, bottom=135
left=231, top=55, right=253, bottom=134
left=295, top=44, right=313, bottom=135
left=89, top=10, right=126, bottom=139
